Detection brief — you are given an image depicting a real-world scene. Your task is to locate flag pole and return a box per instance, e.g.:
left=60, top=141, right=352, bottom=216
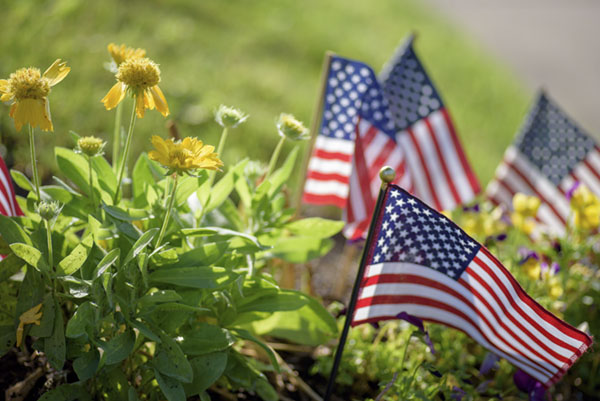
left=293, top=51, right=335, bottom=213
left=323, top=166, right=396, bottom=401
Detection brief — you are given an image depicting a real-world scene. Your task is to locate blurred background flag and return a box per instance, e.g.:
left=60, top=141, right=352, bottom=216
left=380, top=36, right=481, bottom=211
left=0, top=155, right=23, bottom=218
left=486, top=91, right=600, bottom=234
left=352, top=183, right=592, bottom=387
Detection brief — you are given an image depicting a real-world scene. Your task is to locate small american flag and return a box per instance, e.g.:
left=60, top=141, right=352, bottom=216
left=352, top=183, right=592, bottom=386
left=380, top=37, right=480, bottom=211
left=0, top=155, right=22, bottom=217
left=487, top=91, right=600, bottom=234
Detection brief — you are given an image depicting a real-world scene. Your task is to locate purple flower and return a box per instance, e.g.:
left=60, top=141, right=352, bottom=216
left=513, top=370, right=546, bottom=401
left=369, top=321, right=380, bottom=329
left=463, top=204, right=480, bottom=213
left=495, top=233, right=507, bottom=242
left=397, top=312, right=435, bottom=354
left=540, top=262, right=560, bottom=276
left=518, top=248, right=539, bottom=265
left=566, top=181, right=581, bottom=201
left=479, top=352, right=500, bottom=375
left=451, top=386, right=466, bottom=400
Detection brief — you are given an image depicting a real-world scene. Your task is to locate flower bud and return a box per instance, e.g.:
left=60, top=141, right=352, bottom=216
left=276, top=113, right=309, bottom=141
left=76, top=136, right=106, bottom=157
left=36, top=200, right=62, bottom=221
left=215, top=105, right=248, bottom=128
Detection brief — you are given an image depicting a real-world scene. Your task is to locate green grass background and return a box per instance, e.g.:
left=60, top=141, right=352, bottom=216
left=0, top=0, right=529, bottom=192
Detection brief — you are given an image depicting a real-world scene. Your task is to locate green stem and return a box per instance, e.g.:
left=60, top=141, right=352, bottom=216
left=198, top=127, right=229, bottom=222
left=112, top=101, right=124, bottom=174
left=45, top=219, right=53, bottom=269
left=156, top=174, right=178, bottom=248
left=28, top=125, right=41, bottom=201
left=265, top=136, right=286, bottom=180
left=88, top=156, right=96, bottom=211
left=114, top=100, right=137, bottom=203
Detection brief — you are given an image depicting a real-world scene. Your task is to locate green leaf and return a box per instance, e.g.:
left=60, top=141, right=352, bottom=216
left=0, top=254, right=25, bottom=282
left=179, top=323, right=235, bottom=356
left=183, top=352, right=228, bottom=396
left=73, top=348, right=100, bottom=381
left=155, top=331, right=193, bottom=383
left=55, top=147, right=91, bottom=193
left=234, top=175, right=252, bottom=208
left=128, top=319, right=161, bottom=343
left=267, top=146, right=299, bottom=196
left=175, top=242, right=228, bottom=267
left=247, top=292, right=338, bottom=346
left=154, top=369, right=186, bottom=401
left=30, top=294, right=56, bottom=338
left=128, top=387, right=140, bottom=401
left=45, top=300, right=66, bottom=370
left=0, top=214, right=32, bottom=246
left=10, top=169, right=34, bottom=192
left=181, top=227, right=263, bottom=249
left=65, top=301, right=95, bottom=338
left=285, top=217, right=344, bottom=239
left=269, top=236, right=334, bottom=263
left=103, top=329, right=135, bottom=365
left=150, top=266, right=236, bottom=289
left=138, top=290, right=182, bottom=308
left=255, top=377, right=278, bottom=401
left=231, top=328, right=280, bottom=373
left=123, top=228, right=159, bottom=266
left=204, top=159, right=248, bottom=213
left=10, top=243, right=49, bottom=273
left=103, top=204, right=152, bottom=221
left=56, top=235, right=93, bottom=276
left=92, top=155, right=117, bottom=201
left=132, top=153, right=159, bottom=208
left=175, top=172, right=208, bottom=207
left=237, top=289, right=309, bottom=314
left=38, top=383, right=92, bottom=401
left=93, top=248, right=120, bottom=279
left=0, top=325, right=15, bottom=356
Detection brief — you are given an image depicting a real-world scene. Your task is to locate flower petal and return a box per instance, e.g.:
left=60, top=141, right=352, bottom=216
left=101, top=82, right=126, bottom=110
left=11, top=99, right=53, bottom=132
left=43, top=59, right=70, bottom=86
left=135, top=92, right=146, bottom=118
left=150, top=86, right=169, bottom=117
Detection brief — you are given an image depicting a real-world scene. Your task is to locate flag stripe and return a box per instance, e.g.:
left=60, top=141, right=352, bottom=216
left=398, top=132, right=431, bottom=203
left=572, top=162, right=600, bottom=195
left=407, top=126, right=441, bottom=209
left=424, top=118, right=461, bottom=206
left=0, top=165, right=17, bottom=216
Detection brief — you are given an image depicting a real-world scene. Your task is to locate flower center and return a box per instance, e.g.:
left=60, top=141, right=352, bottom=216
left=116, top=58, right=160, bottom=90
left=9, top=68, right=50, bottom=100
left=171, top=148, right=193, bottom=165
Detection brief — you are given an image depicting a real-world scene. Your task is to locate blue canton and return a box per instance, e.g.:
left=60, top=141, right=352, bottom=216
left=369, top=185, right=480, bottom=280
left=379, top=37, right=444, bottom=132
left=514, top=92, right=595, bottom=186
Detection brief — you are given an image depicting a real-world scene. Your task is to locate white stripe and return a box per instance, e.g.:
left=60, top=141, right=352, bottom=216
left=572, top=162, right=600, bottom=195
left=476, top=251, right=586, bottom=349
left=0, top=193, right=13, bottom=216
left=412, top=120, right=455, bottom=210
left=486, top=175, right=514, bottom=206
left=397, top=131, right=433, bottom=205
left=348, top=161, right=367, bottom=222
left=307, top=157, right=352, bottom=177
left=429, top=111, right=474, bottom=201
left=361, top=263, right=563, bottom=372
left=506, top=147, right=570, bottom=219
left=314, top=135, right=354, bottom=155
left=363, top=130, right=388, bottom=166
left=559, top=175, right=577, bottom=195
left=354, top=303, right=550, bottom=383
left=303, top=179, right=349, bottom=198
left=0, top=171, right=16, bottom=215
left=586, top=149, right=600, bottom=185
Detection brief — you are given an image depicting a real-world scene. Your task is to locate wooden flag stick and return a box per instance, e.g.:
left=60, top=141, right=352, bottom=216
left=293, top=51, right=335, bottom=213
left=323, top=166, right=396, bottom=401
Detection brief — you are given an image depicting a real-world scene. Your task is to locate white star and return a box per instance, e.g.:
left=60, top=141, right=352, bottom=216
left=373, top=254, right=381, bottom=263
left=405, top=238, right=414, bottom=246
left=423, top=209, right=432, bottom=216
left=390, top=213, right=399, bottom=221
left=407, top=198, right=416, bottom=205
left=390, top=237, right=398, bottom=245
left=432, top=243, right=441, bottom=250
left=406, top=216, right=415, bottom=224
left=382, top=221, right=390, bottom=230
left=386, top=205, right=394, bottom=213
left=381, top=244, right=389, bottom=254
left=391, top=190, right=400, bottom=198
left=431, top=261, right=440, bottom=269
left=459, top=254, right=468, bottom=262
left=396, top=199, right=405, bottom=207
left=378, top=238, right=385, bottom=247
left=386, top=228, right=393, bottom=237
left=411, top=225, right=420, bottom=233
left=412, top=207, right=422, bottom=215
left=447, top=270, right=457, bottom=277
left=428, top=234, right=436, bottom=241
left=394, top=244, right=402, bottom=253
left=414, top=254, right=424, bottom=263
left=416, top=234, right=425, bottom=242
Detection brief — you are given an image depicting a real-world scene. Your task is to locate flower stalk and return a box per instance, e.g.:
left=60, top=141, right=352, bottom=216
left=28, top=125, right=41, bottom=201
left=112, top=101, right=123, bottom=173
left=88, top=156, right=96, bottom=211
left=265, top=136, right=285, bottom=181
left=45, top=219, right=53, bottom=269
left=114, top=100, right=137, bottom=203
left=156, top=174, right=178, bottom=248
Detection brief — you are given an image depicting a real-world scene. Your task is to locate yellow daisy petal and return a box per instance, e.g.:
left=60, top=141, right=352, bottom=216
left=101, top=82, right=126, bottom=110
left=150, top=86, right=169, bottom=117
left=43, top=59, right=70, bottom=87
left=11, top=99, right=53, bottom=132
left=135, top=92, right=146, bottom=118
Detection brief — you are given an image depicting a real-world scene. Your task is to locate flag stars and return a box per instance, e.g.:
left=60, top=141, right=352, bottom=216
left=390, top=212, right=399, bottom=221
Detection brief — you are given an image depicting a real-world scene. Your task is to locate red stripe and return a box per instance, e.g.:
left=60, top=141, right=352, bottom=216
left=359, top=273, right=561, bottom=373
left=407, top=127, right=441, bottom=209
left=312, top=148, right=353, bottom=162
left=440, top=108, right=481, bottom=195
left=424, top=117, right=461, bottom=205
left=361, top=125, right=379, bottom=148
left=352, top=125, right=375, bottom=215
left=583, top=159, right=600, bottom=183
left=302, top=193, right=346, bottom=208
left=480, top=248, right=592, bottom=346
left=367, top=137, right=395, bottom=182
left=355, top=293, right=552, bottom=379
left=305, top=170, right=349, bottom=184
left=504, top=160, right=566, bottom=224
left=0, top=159, right=20, bottom=216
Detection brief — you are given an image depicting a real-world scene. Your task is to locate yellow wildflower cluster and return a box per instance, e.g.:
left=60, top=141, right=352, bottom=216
left=107, top=43, right=146, bottom=65
left=149, top=136, right=223, bottom=175
left=511, top=193, right=541, bottom=235
left=570, top=185, right=600, bottom=231
left=0, top=59, right=70, bottom=131
left=460, top=206, right=506, bottom=241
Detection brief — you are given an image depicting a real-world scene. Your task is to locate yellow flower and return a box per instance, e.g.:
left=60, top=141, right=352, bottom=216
left=148, top=135, right=223, bottom=175
left=76, top=136, right=106, bottom=157
left=16, top=303, right=43, bottom=347
left=107, top=43, right=146, bottom=65
left=511, top=193, right=540, bottom=235
left=570, top=185, right=600, bottom=230
left=521, top=258, right=541, bottom=281
left=544, top=274, right=564, bottom=299
left=101, top=57, right=169, bottom=118
left=0, top=59, right=70, bottom=132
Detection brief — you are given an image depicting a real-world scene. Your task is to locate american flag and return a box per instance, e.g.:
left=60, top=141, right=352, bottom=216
left=487, top=91, right=600, bottom=235
left=380, top=36, right=481, bottom=211
left=302, top=55, right=397, bottom=208
left=352, top=183, right=592, bottom=386
left=0, top=155, right=22, bottom=217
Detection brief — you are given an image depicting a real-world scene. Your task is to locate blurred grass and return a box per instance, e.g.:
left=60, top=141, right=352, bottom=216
left=0, top=0, right=529, bottom=192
